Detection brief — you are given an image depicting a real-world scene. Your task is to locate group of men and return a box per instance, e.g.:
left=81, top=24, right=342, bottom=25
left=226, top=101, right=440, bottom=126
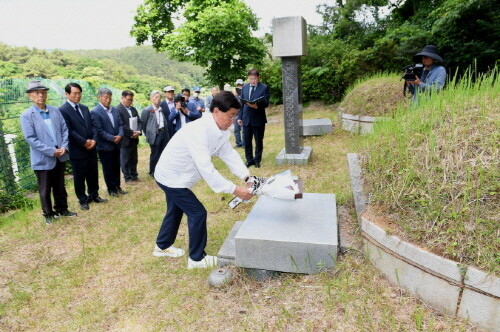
left=20, top=69, right=269, bottom=270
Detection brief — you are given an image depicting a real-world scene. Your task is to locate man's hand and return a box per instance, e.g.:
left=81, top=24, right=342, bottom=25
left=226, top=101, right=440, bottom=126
left=413, top=76, right=421, bottom=86
left=53, top=147, right=66, bottom=157
left=175, top=101, right=182, bottom=110
left=237, top=119, right=242, bottom=126
left=234, top=186, right=253, bottom=201
left=84, top=139, right=92, bottom=149
left=246, top=102, right=258, bottom=109
left=85, top=139, right=96, bottom=150
left=196, top=106, right=202, bottom=111
left=132, top=131, right=141, bottom=139
left=113, top=135, right=122, bottom=144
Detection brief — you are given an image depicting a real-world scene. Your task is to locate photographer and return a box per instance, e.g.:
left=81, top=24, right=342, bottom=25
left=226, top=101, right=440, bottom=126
left=169, top=93, right=201, bottom=134
left=407, top=45, right=446, bottom=99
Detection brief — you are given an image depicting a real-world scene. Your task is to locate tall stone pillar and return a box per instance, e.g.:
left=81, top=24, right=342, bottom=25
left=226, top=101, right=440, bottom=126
left=273, top=16, right=312, bottom=165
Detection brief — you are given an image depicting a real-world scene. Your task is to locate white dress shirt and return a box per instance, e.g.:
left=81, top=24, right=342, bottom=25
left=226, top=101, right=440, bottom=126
left=154, top=113, right=248, bottom=194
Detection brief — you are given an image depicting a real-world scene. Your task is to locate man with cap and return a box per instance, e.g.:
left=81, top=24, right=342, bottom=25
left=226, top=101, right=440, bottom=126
left=60, top=82, right=107, bottom=211
left=189, top=86, right=205, bottom=114
left=408, top=45, right=446, bottom=99
left=233, top=79, right=244, bottom=148
left=20, top=80, right=77, bottom=223
left=160, top=86, right=175, bottom=136
left=91, top=88, right=126, bottom=197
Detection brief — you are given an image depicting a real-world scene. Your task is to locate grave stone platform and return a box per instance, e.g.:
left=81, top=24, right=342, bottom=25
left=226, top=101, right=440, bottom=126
left=302, top=119, right=333, bottom=136
left=234, top=193, right=338, bottom=274
left=275, top=146, right=312, bottom=166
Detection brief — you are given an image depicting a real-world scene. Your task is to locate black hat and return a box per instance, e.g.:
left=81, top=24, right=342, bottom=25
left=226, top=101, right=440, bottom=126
left=173, top=94, right=185, bottom=103
left=413, top=45, right=443, bottom=63
left=25, top=80, right=50, bottom=93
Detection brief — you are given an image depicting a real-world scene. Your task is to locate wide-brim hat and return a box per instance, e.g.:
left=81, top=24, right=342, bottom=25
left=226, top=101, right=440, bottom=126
left=26, top=80, right=49, bottom=93
left=413, top=45, right=443, bottom=63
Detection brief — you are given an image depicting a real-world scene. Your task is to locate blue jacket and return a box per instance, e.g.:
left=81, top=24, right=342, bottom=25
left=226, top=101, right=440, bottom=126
left=59, top=101, right=97, bottom=160
left=409, top=64, right=446, bottom=97
left=91, top=104, right=124, bottom=152
left=239, top=82, right=270, bottom=127
left=169, top=101, right=201, bottom=133
left=20, top=104, right=69, bottom=170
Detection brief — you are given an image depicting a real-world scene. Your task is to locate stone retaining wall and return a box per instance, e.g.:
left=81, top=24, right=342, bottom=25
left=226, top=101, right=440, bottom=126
left=340, top=112, right=390, bottom=135
left=347, top=153, right=499, bottom=331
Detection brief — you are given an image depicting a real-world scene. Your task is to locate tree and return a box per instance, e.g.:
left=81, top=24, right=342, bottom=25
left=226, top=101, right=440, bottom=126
left=22, top=56, right=57, bottom=78
left=131, top=0, right=266, bottom=88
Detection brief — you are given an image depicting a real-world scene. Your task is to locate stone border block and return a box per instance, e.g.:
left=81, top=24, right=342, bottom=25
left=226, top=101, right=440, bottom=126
left=365, top=241, right=460, bottom=315
left=465, top=266, right=500, bottom=297
left=340, top=112, right=390, bottom=135
left=301, top=119, right=333, bottom=136
left=347, top=153, right=367, bottom=220
left=458, top=289, right=500, bottom=331
left=361, top=217, right=463, bottom=282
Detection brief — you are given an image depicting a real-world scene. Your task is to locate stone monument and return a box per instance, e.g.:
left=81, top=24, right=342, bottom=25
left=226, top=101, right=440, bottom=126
left=273, top=16, right=313, bottom=165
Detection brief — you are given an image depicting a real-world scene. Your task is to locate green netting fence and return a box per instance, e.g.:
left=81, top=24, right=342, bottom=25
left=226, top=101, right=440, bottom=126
left=0, top=77, right=141, bottom=195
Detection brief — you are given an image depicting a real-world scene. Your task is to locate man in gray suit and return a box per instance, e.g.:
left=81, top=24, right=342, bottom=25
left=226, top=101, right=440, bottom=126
left=141, top=90, right=170, bottom=177
left=20, top=81, right=77, bottom=224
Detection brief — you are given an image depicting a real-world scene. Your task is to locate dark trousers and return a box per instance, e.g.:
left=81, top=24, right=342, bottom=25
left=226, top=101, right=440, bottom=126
left=156, top=182, right=207, bottom=261
left=121, top=143, right=139, bottom=181
left=98, top=148, right=121, bottom=193
left=149, top=129, right=169, bottom=176
left=70, top=152, right=99, bottom=204
left=34, top=160, right=68, bottom=216
left=243, top=125, right=266, bottom=163
left=234, top=119, right=243, bottom=146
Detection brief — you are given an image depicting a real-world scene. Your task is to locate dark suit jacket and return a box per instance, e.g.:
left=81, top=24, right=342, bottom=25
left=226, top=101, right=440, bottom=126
left=91, top=104, right=124, bottom=152
left=59, top=101, right=97, bottom=159
left=116, top=103, right=142, bottom=148
left=239, top=82, right=270, bottom=127
left=168, top=101, right=201, bottom=133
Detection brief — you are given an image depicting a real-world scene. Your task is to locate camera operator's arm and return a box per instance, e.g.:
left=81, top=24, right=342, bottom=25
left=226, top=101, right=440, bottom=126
left=419, top=66, right=446, bottom=91
left=185, top=103, right=201, bottom=120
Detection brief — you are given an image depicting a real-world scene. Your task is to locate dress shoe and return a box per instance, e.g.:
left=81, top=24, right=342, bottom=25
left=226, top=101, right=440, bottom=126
left=118, top=188, right=128, bottom=195
left=58, top=210, right=77, bottom=217
left=80, top=202, right=89, bottom=210
left=109, top=191, right=119, bottom=197
left=92, top=196, right=108, bottom=203
left=245, top=161, right=255, bottom=167
left=255, top=162, right=261, bottom=168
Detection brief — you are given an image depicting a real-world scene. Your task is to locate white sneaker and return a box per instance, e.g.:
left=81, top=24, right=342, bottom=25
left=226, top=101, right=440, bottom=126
left=153, top=244, right=185, bottom=257
left=187, top=255, right=217, bottom=269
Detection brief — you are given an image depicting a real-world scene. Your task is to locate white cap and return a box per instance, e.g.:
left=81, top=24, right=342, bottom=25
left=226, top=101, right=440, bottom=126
left=235, top=79, right=244, bottom=85
left=163, top=86, right=175, bottom=92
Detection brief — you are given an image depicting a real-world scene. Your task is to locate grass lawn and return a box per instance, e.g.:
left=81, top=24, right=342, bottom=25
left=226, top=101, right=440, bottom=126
left=0, top=103, right=482, bottom=331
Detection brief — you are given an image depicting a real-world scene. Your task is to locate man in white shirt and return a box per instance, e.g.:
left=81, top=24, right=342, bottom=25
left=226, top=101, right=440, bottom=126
left=153, top=91, right=254, bottom=269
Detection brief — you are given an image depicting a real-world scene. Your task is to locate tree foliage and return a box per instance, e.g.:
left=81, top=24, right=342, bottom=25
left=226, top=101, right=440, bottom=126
left=131, top=0, right=266, bottom=88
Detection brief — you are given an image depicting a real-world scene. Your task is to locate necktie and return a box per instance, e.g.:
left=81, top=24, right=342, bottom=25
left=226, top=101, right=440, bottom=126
left=249, top=86, right=255, bottom=100
left=75, top=104, right=83, bottom=119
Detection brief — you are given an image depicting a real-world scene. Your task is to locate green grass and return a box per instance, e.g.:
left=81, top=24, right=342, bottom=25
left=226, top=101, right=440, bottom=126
left=362, top=69, right=499, bottom=273
left=340, top=73, right=409, bottom=117
left=0, top=103, right=480, bottom=331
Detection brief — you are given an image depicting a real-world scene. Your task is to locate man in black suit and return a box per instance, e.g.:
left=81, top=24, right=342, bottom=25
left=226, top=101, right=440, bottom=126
left=91, top=88, right=126, bottom=197
left=141, top=90, right=170, bottom=177
left=237, top=69, right=270, bottom=168
left=59, top=83, right=107, bottom=210
left=116, top=90, right=142, bottom=182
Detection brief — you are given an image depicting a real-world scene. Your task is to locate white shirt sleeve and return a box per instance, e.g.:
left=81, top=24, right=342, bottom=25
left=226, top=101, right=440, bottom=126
left=216, top=139, right=249, bottom=180
left=185, top=129, right=237, bottom=194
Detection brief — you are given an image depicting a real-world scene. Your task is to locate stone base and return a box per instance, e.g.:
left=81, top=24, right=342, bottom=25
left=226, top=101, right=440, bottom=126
left=235, top=193, right=338, bottom=274
left=275, top=146, right=312, bottom=166
left=217, top=221, right=243, bottom=267
left=301, top=119, right=333, bottom=136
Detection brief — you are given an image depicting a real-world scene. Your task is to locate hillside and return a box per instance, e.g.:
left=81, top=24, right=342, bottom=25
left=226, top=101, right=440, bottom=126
left=65, top=45, right=205, bottom=88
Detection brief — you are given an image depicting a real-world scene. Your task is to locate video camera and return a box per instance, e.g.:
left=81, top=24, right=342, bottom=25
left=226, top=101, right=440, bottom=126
left=402, top=64, right=424, bottom=81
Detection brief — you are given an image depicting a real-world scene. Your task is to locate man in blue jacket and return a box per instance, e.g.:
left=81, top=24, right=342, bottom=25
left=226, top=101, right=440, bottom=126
left=20, top=81, right=77, bottom=223
left=169, top=93, right=201, bottom=134
left=91, top=88, right=126, bottom=197
left=237, top=69, right=270, bottom=168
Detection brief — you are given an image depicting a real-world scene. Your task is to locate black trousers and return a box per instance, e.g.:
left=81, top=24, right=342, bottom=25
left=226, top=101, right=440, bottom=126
left=156, top=182, right=207, bottom=261
left=98, top=148, right=121, bottom=193
left=34, top=160, right=68, bottom=216
left=149, top=129, right=169, bottom=176
left=243, top=125, right=266, bottom=163
left=70, top=152, right=99, bottom=204
left=120, top=143, right=139, bottom=181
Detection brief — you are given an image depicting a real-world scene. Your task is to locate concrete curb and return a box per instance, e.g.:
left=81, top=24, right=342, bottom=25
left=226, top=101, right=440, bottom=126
left=340, top=112, right=390, bottom=135
left=347, top=153, right=500, bottom=331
